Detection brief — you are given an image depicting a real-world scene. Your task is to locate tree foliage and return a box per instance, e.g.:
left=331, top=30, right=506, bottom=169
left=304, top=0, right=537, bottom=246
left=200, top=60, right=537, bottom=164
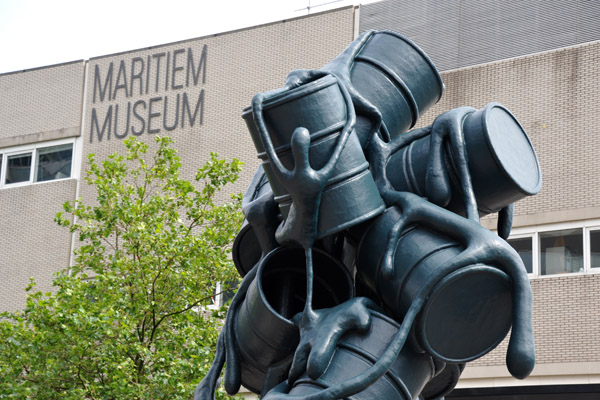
left=0, top=137, right=244, bottom=399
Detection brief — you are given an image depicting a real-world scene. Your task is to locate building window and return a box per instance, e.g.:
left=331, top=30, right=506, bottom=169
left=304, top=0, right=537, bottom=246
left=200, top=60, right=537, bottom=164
left=35, top=144, right=73, bottom=182
left=6, top=152, right=32, bottom=184
left=508, top=222, right=600, bottom=278
left=0, top=139, right=74, bottom=189
left=589, top=230, right=600, bottom=269
left=539, top=228, right=584, bottom=275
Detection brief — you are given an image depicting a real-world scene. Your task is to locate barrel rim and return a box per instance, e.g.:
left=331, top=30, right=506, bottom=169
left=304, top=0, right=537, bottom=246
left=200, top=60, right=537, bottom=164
left=256, top=246, right=354, bottom=326
left=417, top=264, right=512, bottom=363
left=376, top=30, right=446, bottom=103
left=255, top=247, right=303, bottom=329
left=261, top=74, right=339, bottom=110
left=479, top=102, right=543, bottom=196
left=232, top=222, right=257, bottom=277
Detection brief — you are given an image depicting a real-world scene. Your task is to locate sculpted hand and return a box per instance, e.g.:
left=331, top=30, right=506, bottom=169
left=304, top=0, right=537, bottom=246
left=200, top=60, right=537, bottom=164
left=288, top=297, right=376, bottom=384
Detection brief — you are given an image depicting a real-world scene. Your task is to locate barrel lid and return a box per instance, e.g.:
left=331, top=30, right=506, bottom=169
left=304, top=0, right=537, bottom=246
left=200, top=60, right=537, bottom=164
left=482, top=103, right=542, bottom=195
left=417, top=265, right=512, bottom=363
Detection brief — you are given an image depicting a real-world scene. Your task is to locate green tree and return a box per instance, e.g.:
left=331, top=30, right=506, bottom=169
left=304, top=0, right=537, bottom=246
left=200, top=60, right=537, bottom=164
left=0, top=137, right=244, bottom=399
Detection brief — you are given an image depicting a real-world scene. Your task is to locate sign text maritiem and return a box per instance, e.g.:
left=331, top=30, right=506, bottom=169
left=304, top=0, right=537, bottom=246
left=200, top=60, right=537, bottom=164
left=90, top=45, right=207, bottom=142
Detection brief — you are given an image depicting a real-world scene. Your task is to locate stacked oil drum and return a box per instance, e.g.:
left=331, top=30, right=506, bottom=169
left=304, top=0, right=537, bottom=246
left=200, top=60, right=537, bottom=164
left=226, top=30, right=542, bottom=400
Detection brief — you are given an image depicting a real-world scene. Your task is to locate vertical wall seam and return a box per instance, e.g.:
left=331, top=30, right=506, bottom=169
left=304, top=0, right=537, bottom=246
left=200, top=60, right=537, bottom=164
left=69, top=60, right=89, bottom=269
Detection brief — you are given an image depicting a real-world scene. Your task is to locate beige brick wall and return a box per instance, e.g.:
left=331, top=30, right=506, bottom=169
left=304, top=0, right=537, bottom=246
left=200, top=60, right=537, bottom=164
left=0, top=62, right=85, bottom=311
left=0, top=179, right=77, bottom=311
left=470, top=274, right=600, bottom=369
left=465, top=274, right=600, bottom=386
left=417, top=40, right=600, bottom=220
left=80, top=7, right=355, bottom=205
left=0, top=62, right=85, bottom=141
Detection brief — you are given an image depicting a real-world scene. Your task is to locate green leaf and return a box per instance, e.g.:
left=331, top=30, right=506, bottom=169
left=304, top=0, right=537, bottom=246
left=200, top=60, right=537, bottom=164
left=1, top=136, right=244, bottom=399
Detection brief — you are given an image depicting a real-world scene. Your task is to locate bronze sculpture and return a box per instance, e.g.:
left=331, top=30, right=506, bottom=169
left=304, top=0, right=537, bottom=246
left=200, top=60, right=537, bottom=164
left=196, top=29, right=541, bottom=400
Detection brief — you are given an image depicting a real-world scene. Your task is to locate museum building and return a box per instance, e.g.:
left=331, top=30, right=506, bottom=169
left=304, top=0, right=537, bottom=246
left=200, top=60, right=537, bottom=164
left=1, top=0, right=599, bottom=398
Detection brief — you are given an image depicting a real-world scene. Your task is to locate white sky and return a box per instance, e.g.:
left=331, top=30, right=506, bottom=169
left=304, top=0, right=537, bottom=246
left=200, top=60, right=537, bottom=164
left=0, top=0, right=380, bottom=74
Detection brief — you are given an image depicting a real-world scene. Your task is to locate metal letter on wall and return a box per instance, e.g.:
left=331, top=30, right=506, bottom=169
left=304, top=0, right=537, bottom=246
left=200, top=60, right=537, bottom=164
left=196, top=30, right=541, bottom=400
